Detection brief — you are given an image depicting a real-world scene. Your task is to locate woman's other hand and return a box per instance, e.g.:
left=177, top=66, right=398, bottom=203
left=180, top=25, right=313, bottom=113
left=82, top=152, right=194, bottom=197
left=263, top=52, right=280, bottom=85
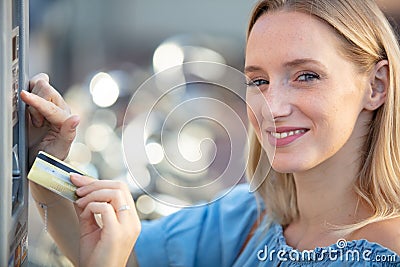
left=20, top=73, right=79, bottom=162
left=71, top=174, right=141, bottom=267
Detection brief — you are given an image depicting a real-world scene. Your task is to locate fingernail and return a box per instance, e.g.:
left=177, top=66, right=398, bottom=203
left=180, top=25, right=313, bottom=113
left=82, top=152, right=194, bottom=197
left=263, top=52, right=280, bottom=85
left=76, top=187, right=83, bottom=195
left=70, top=173, right=81, bottom=184
left=70, top=115, right=80, bottom=129
left=71, top=121, right=79, bottom=129
left=70, top=172, right=81, bottom=178
left=21, top=91, right=32, bottom=99
left=75, top=198, right=81, bottom=204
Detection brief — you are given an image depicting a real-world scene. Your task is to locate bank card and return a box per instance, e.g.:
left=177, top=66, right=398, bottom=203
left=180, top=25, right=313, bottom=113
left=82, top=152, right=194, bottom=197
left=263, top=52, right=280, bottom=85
left=27, top=151, right=84, bottom=202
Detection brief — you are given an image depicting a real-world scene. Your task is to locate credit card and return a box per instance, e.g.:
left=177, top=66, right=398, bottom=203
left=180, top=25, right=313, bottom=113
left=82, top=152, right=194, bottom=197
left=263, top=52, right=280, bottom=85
left=27, top=151, right=84, bottom=202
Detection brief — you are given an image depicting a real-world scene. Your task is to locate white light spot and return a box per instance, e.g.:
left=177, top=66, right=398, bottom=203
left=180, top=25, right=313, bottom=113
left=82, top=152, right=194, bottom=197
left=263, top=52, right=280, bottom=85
left=145, top=142, right=164, bottom=164
left=136, top=195, right=156, bottom=215
left=178, top=133, right=202, bottom=162
left=90, top=72, right=120, bottom=107
left=153, top=43, right=184, bottom=73
left=85, top=124, right=113, bottom=152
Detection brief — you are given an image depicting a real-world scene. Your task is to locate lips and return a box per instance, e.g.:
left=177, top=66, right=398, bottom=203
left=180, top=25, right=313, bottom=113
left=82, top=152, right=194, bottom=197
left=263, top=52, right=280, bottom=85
left=270, top=129, right=307, bottom=139
left=266, top=127, right=309, bottom=147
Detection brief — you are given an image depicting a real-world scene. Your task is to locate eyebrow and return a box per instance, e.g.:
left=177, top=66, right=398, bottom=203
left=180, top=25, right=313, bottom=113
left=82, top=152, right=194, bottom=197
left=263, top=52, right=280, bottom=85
left=245, top=58, right=327, bottom=74
left=244, top=65, right=263, bottom=74
left=283, top=58, right=327, bottom=70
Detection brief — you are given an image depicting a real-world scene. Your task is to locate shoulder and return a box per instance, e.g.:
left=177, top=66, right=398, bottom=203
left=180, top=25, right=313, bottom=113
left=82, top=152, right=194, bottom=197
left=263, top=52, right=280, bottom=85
left=135, top=183, right=260, bottom=267
left=351, top=217, right=400, bottom=255
left=214, top=183, right=260, bottom=226
left=158, top=183, right=259, bottom=231
left=216, top=183, right=258, bottom=209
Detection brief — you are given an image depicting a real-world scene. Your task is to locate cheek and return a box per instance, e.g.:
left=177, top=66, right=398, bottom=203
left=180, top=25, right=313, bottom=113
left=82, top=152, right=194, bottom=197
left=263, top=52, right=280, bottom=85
left=246, top=94, right=263, bottom=134
left=247, top=106, right=259, bottom=130
left=310, top=99, right=361, bottom=150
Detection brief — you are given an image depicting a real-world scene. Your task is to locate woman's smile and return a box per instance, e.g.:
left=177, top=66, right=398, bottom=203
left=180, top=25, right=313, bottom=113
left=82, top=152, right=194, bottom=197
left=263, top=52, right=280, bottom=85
left=267, top=127, right=309, bottom=147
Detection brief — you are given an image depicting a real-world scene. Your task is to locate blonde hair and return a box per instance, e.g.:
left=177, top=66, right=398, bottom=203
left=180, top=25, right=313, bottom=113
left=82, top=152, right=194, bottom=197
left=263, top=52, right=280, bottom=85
left=246, top=0, right=400, bottom=233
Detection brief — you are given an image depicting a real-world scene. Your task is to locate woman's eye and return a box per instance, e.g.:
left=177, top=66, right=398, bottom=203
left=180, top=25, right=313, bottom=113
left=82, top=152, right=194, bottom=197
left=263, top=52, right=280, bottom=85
left=297, top=73, right=320, bottom=82
left=246, top=79, right=270, bottom=87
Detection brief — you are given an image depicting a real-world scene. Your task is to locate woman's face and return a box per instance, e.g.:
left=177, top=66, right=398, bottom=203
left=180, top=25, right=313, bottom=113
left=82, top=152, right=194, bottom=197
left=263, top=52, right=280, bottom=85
left=245, top=11, right=370, bottom=173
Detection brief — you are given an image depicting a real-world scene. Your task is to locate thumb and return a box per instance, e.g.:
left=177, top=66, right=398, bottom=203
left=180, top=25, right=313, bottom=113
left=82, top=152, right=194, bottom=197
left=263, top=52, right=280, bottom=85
left=51, top=115, right=79, bottom=159
left=59, top=115, right=80, bottom=143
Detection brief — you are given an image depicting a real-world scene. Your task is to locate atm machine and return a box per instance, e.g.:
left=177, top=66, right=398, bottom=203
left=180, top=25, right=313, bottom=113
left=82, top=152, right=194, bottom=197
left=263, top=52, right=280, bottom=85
left=0, top=0, right=30, bottom=266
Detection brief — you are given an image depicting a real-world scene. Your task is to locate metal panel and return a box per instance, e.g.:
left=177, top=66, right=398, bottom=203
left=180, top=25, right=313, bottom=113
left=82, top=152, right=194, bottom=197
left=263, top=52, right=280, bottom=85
left=0, top=0, right=14, bottom=264
left=0, top=0, right=29, bottom=265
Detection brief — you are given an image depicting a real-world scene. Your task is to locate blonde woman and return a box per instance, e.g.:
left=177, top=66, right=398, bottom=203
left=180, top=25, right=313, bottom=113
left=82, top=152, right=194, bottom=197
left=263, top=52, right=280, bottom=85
left=33, top=0, right=400, bottom=266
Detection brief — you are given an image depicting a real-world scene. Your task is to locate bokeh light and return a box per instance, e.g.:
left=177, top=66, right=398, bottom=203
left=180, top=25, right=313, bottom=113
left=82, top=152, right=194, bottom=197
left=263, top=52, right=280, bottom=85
left=145, top=142, right=164, bottom=165
left=85, top=123, right=113, bottom=152
left=153, top=42, right=184, bottom=73
left=89, top=72, right=120, bottom=107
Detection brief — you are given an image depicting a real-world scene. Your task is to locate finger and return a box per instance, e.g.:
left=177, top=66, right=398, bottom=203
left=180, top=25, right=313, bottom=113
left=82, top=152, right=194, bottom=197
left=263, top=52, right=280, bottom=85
left=72, top=176, right=136, bottom=222
left=73, top=203, right=84, bottom=218
left=31, top=79, right=69, bottom=111
left=20, top=91, right=45, bottom=127
left=28, top=76, right=51, bottom=126
left=76, top=188, right=138, bottom=226
left=78, top=181, right=135, bottom=208
left=54, top=115, right=80, bottom=152
left=80, top=202, right=119, bottom=229
left=75, top=189, right=127, bottom=212
left=25, top=78, right=66, bottom=127
left=28, top=106, right=44, bottom=128
left=75, top=178, right=132, bottom=201
left=70, top=173, right=97, bottom=188
left=75, top=204, right=102, bottom=234
left=29, top=73, right=49, bottom=90
left=20, top=90, right=70, bottom=126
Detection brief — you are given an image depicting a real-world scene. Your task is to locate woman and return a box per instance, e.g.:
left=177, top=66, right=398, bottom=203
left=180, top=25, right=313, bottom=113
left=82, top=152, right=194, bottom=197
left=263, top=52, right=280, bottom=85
left=38, top=0, right=400, bottom=266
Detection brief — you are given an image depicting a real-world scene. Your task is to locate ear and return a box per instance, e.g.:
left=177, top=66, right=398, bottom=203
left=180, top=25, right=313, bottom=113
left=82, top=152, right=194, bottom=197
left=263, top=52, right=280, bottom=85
left=364, top=60, right=389, bottom=111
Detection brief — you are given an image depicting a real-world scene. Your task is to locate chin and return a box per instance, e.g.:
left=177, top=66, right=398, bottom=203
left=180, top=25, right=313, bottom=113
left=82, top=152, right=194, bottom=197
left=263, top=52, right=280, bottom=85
left=271, top=165, right=297, bottom=174
left=270, top=158, right=313, bottom=174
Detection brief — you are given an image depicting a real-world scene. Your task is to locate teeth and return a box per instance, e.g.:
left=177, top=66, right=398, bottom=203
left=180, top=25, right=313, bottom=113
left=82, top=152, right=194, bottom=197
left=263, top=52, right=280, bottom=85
left=270, top=129, right=306, bottom=139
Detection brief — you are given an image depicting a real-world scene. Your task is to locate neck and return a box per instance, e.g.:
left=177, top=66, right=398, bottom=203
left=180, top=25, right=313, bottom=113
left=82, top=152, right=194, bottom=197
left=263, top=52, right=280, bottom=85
left=294, top=155, right=361, bottom=226
left=293, top=112, right=373, bottom=228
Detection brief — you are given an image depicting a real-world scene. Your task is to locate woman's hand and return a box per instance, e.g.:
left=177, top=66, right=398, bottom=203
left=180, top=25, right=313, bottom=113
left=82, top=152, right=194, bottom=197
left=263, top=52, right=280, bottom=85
left=20, top=73, right=79, bottom=162
left=22, top=74, right=82, bottom=263
left=71, top=174, right=141, bottom=267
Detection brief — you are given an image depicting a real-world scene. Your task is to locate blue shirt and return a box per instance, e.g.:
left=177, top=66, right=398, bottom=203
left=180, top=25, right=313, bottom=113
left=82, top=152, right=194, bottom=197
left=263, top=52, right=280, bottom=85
left=135, top=184, right=400, bottom=266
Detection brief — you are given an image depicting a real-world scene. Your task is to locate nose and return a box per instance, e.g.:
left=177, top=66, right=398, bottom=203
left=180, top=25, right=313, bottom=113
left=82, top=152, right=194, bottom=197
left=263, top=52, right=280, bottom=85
left=262, top=83, right=292, bottom=121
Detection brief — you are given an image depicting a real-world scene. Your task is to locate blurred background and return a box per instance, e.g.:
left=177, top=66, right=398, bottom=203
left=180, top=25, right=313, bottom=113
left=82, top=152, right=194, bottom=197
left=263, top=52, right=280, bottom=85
left=27, top=0, right=399, bottom=266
